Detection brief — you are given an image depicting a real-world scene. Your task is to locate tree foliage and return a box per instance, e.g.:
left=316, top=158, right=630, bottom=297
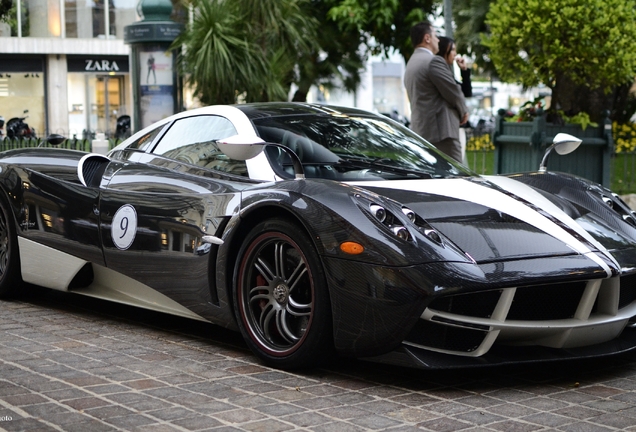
left=326, top=0, right=437, bottom=61
left=483, top=0, right=636, bottom=119
left=452, top=0, right=493, bottom=74
left=293, top=0, right=438, bottom=101
left=172, top=0, right=318, bottom=105
left=174, top=0, right=439, bottom=104
left=0, top=0, right=10, bottom=22
left=291, top=0, right=367, bottom=102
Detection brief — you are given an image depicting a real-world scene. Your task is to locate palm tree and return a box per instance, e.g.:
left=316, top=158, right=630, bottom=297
left=172, top=0, right=318, bottom=105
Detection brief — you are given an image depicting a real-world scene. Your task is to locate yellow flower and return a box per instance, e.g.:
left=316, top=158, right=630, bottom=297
left=613, top=122, right=636, bottom=153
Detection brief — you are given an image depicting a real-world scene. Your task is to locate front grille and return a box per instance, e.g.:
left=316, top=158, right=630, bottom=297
left=620, top=273, right=636, bottom=309
left=409, top=275, right=636, bottom=357
left=428, top=290, right=501, bottom=318
left=506, top=282, right=586, bottom=320
left=404, top=319, right=487, bottom=352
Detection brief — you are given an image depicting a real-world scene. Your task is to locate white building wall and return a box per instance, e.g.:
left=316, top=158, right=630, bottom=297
left=46, top=54, right=69, bottom=134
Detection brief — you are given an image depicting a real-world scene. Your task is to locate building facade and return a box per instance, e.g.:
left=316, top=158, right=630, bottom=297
left=0, top=0, right=136, bottom=139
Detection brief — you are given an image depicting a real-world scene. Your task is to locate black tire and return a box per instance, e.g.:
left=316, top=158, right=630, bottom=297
left=234, top=218, right=333, bottom=369
left=0, top=197, right=21, bottom=299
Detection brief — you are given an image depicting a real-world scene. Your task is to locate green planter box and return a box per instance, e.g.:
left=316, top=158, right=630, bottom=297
left=493, top=112, right=613, bottom=187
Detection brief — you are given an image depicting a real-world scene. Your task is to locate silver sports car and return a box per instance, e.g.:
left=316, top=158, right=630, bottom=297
left=0, top=102, right=635, bottom=370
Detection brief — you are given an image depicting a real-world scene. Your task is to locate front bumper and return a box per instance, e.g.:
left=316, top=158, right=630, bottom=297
left=323, top=251, right=636, bottom=364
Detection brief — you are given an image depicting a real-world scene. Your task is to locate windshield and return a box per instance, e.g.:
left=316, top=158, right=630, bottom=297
left=253, top=113, right=474, bottom=181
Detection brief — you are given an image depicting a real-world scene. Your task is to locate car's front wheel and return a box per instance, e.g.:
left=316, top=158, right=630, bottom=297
left=234, top=219, right=333, bottom=369
left=0, top=195, right=22, bottom=299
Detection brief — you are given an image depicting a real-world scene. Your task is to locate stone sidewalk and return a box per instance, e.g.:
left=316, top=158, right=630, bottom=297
left=2, top=287, right=636, bottom=431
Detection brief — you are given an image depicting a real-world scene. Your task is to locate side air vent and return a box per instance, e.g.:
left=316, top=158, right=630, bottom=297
left=68, top=263, right=94, bottom=290
left=78, top=153, right=110, bottom=187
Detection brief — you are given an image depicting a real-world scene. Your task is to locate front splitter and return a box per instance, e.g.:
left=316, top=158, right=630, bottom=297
left=362, top=327, right=636, bottom=369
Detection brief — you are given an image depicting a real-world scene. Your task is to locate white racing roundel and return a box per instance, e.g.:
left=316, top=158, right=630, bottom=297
left=111, top=204, right=138, bottom=250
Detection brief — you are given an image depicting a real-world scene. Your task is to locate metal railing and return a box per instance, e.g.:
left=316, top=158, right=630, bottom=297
left=0, top=137, right=122, bottom=153
left=614, top=151, right=636, bottom=195
left=464, top=127, right=495, bottom=176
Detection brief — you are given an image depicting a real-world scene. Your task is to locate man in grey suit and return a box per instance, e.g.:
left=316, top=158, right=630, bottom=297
left=404, top=21, right=469, bottom=162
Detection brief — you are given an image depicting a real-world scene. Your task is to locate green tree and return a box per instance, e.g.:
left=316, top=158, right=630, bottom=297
left=483, top=0, right=636, bottom=121
left=326, top=0, right=437, bottom=62
left=452, top=0, right=493, bottom=74
left=291, top=0, right=367, bottom=102
left=0, top=0, right=10, bottom=22
left=174, top=0, right=444, bottom=104
left=293, top=0, right=439, bottom=102
left=172, top=0, right=317, bottom=105
left=0, top=0, right=29, bottom=36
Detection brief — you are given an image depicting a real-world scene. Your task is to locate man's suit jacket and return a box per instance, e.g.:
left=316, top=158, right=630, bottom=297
left=404, top=48, right=468, bottom=143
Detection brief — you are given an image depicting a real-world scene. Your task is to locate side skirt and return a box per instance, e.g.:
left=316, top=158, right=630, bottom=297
left=18, top=237, right=209, bottom=322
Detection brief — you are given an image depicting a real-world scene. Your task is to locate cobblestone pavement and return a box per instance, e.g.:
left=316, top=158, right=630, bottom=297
left=2, top=287, right=636, bottom=432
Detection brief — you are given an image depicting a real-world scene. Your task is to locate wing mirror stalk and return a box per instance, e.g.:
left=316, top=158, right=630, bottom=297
left=216, top=135, right=305, bottom=180
left=539, top=133, right=582, bottom=172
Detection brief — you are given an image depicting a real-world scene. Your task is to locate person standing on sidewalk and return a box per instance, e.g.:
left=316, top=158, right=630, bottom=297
left=404, top=22, right=469, bottom=162
left=437, top=35, right=472, bottom=163
left=437, top=36, right=472, bottom=98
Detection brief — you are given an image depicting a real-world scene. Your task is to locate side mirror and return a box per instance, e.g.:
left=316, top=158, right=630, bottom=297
left=215, top=134, right=266, bottom=160
left=539, top=133, right=582, bottom=172
left=216, top=134, right=305, bottom=180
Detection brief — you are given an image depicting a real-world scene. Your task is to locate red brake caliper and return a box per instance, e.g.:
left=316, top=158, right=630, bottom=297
left=256, top=275, right=268, bottom=310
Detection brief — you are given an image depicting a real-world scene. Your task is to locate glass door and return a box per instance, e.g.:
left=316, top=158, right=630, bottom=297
left=69, top=74, right=125, bottom=138
left=95, top=75, right=124, bottom=136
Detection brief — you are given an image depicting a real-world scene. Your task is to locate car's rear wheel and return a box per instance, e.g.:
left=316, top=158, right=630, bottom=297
left=0, top=196, right=22, bottom=298
left=234, top=219, right=333, bottom=369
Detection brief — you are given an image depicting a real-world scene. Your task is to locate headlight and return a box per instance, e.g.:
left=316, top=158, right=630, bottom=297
left=354, top=193, right=446, bottom=245
left=365, top=202, right=412, bottom=241
left=402, top=207, right=416, bottom=222
left=369, top=204, right=386, bottom=223
left=599, top=192, right=636, bottom=227
left=392, top=225, right=410, bottom=240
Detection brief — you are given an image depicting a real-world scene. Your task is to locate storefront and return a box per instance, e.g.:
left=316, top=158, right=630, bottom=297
left=0, top=55, right=46, bottom=138
left=67, top=55, right=131, bottom=139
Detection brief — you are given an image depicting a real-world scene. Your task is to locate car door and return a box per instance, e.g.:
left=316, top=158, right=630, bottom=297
left=17, top=150, right=105, bottom=267
left=99, top=114, right=251, bottom=320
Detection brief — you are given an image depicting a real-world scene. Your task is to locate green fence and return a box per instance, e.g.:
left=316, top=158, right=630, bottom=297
left=467, top=148, right=636, bottom=195
left=0, top=137, right=121, bottom=153
left=492, top=112, right=613, bottom=188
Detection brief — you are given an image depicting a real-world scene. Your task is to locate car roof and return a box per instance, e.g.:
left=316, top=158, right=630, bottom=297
left=235, top=102, right=378, bottom=121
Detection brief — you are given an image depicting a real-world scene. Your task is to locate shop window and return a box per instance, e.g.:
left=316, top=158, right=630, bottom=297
left=0, top=73, right=45, bottom=137
left=68, top=73, right=128, bottom=139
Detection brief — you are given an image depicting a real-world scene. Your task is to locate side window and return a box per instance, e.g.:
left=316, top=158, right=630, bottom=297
left=152, top=115, right=246, bottom=175
left=126, top=124, right=165, bottom=151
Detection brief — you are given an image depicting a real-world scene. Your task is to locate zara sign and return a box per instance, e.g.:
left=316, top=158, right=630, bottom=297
left=67, top=56, right=130, bottom=73
left=84, top=59, right=120, bottom=72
